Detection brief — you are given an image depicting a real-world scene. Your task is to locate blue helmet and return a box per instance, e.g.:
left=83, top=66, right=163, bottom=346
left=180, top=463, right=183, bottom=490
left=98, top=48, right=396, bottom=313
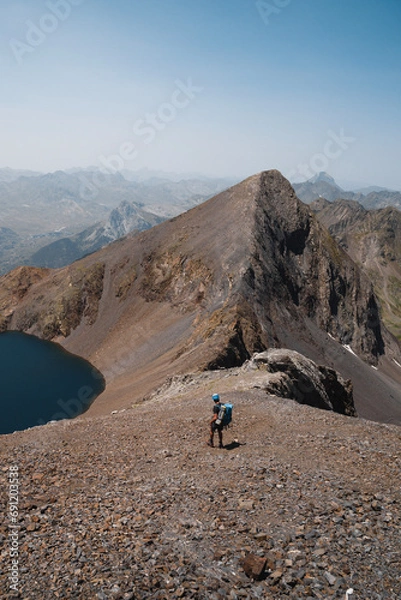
left=212, top=393, right=220, bottom=402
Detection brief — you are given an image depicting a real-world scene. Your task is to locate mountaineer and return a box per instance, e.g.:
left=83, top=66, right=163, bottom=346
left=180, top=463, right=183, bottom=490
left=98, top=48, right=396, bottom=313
left=208, top=393, right=224, bottom=448
left=207, top=394, right=233, bottom=449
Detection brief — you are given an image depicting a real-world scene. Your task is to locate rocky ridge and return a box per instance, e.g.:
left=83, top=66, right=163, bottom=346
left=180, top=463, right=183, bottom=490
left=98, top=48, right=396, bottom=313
left=311, top=199, right=401, bottom=341
left=0, top=367, right=400, bottom=599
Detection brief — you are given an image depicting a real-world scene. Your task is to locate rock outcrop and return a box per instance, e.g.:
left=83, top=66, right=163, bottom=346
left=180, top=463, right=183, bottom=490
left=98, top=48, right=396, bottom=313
left=0, top=266, right=50, bottom=331
left=245, top=349, right=356, bottom=416
left=1, top=262, right=105, bottom=339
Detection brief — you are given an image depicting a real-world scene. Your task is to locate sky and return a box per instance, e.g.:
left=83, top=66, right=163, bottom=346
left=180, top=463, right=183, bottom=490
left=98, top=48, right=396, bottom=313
left=1, top=0, right=401, bottom=188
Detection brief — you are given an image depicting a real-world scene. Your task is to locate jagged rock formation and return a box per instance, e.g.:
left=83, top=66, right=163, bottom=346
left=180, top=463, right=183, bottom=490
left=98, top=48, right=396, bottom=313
left=0, top=263, right=104, bottom=337
left=1, top=170, right=401, bottom=422
left=311, top=198, right=401, bottom=341
left=245, top=350, right=356, bottom=416
left=0, top=266, right=50, bottom=331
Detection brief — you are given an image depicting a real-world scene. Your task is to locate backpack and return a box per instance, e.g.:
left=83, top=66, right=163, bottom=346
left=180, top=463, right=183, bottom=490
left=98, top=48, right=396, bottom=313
left=216, top=403, right=233, bottom=428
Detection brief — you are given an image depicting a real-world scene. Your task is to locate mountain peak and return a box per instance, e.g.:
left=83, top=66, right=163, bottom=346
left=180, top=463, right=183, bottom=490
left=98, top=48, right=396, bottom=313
left=309, top=171, right=341, bottom=187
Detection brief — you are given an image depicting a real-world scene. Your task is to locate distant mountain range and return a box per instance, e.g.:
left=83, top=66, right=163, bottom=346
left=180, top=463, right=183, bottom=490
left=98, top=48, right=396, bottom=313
left=0, top=170, right=117, bottom=235
left=30, top=201, right=164, bottom=269
left=0, top=168, right=235, bottom=274
left=0, top=167, right=42, bottom=182
left=293, top=171, right=401, bottom=209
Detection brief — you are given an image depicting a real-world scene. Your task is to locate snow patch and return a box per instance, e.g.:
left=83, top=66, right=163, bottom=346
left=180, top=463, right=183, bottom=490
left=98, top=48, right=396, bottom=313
left=393, top=359, right=401, bottom=368
left=343, top=344, right=357, bottom=357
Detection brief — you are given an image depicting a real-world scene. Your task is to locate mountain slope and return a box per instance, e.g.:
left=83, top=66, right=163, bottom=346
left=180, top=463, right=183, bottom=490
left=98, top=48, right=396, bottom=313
left=362, top=190, right=401, bottom=210
left=1, top=170, right=401, bottom=422
left=311, top=198, right=401, bottom=341
left=0, top=170, right=230, bottom=237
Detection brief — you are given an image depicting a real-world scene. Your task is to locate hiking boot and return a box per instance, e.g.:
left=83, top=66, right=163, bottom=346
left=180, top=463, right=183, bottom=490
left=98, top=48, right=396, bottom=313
left=207, top=440, right=214, bottom=447
left=219, top=443, right=224, bottom=449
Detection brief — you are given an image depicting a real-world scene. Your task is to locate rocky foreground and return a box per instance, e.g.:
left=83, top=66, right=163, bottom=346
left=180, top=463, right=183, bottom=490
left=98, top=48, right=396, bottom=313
left=1, top=367, right=401, bottom=599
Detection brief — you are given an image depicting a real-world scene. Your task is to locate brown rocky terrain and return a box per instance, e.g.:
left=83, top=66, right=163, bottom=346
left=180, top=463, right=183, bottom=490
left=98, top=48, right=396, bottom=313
left=311, top=199, right=401, bottom=341
left=1, top=170, right=401, bottom=424
left=1, top=366, right=400, bottom=599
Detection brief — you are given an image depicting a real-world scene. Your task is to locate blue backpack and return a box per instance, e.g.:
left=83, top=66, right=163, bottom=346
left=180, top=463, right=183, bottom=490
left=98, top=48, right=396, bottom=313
left=216, top=403, right=233, bottom=427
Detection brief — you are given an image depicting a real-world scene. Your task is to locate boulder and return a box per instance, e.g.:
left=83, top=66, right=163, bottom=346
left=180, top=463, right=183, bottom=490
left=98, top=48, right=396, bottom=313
left=245, top=349, right=356, bottom=416
left=241, top=553, right=267, bottom=581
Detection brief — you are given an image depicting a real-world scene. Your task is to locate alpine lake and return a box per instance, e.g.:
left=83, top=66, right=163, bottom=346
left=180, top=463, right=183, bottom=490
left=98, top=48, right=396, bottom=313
left=0, top=331, right=105, bottom=435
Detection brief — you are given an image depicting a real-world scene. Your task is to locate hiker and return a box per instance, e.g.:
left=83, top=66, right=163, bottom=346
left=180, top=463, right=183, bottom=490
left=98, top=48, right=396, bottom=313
left=208, top=393, right=224, bottom=449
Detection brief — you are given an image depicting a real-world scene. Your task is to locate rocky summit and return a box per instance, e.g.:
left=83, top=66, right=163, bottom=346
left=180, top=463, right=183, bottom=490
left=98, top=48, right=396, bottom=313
left=0, top=367, right=400, bottom=599
left=1, top=170, right=401, bottom=423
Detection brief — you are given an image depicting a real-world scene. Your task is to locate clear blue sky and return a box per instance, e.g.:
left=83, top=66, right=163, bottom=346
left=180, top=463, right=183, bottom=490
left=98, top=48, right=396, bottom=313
left=1, top=0, right=401, bottom=188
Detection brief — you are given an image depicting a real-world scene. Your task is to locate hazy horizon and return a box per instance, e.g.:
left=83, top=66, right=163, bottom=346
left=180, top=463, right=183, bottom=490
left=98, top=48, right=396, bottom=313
left=1, top=164, right=400, bottom=193
left=1, top=0, right=401, bottom=189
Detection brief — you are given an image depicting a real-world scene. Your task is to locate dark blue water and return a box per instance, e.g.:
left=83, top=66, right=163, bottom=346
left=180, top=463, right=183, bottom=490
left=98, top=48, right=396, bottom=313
left=0, top=331, right=105, bottom=435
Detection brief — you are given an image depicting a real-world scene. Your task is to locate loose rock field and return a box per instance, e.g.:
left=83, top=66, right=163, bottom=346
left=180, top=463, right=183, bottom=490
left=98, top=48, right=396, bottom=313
left=1, top=370, right=400, bottom=599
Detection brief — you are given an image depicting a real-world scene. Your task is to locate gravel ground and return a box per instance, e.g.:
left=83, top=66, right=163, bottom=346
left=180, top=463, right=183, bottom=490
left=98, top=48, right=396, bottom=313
left=1, top=369, right=400, bottom=599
